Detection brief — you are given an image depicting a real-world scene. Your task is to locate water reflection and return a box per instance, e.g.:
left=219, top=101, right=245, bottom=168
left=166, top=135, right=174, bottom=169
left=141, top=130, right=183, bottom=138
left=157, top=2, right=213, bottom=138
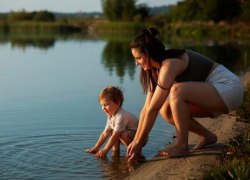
left=11, top=36, right=55, bottom=50
left=0, top=32, right=249, bottom=179
left=0, top=32, right=91, bottom=50
left=97, top=155, right=142, bottom=179
left=0, top=32, right=249, bottom=79
left=183, top=42, right=249, bottom=73
left=166, top=39, right=250, bottom=74
left=101, top=40, right=136, bottom=83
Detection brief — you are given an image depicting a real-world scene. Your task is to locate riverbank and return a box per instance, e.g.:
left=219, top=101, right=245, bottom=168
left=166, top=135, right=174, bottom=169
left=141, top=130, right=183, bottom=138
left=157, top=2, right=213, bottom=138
left=126, top=70, right=250, bottom=180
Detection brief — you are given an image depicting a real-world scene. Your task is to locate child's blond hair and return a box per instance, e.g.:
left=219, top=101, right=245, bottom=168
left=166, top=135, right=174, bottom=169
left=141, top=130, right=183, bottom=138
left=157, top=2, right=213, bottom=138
left=98, top=86, right=124, bottom=107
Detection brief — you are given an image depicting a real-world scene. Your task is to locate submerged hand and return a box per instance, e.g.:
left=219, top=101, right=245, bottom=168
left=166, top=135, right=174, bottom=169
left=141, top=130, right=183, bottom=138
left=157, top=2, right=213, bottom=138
left=127, top=141, right=142, bottom=162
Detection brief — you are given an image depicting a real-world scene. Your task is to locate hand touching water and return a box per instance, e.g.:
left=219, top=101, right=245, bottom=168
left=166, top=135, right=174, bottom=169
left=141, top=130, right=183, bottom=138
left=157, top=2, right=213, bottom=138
left=127, top=141, right=142, bottom=162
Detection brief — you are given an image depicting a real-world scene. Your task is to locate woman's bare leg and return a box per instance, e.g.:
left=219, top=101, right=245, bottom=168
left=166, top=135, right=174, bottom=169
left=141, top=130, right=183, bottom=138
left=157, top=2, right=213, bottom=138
left=161, top=102, right=217, bottom=150
left=159, top=82, right=227, bottom=157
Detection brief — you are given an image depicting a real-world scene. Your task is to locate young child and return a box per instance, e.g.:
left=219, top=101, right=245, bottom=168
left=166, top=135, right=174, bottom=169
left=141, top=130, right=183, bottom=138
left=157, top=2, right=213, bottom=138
left=86, top=86, right=139, bottom=157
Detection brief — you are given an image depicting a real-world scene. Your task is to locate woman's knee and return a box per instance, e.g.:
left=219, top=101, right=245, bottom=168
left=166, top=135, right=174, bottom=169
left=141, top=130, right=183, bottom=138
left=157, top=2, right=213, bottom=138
left=169, top=83, right=187, bottom=102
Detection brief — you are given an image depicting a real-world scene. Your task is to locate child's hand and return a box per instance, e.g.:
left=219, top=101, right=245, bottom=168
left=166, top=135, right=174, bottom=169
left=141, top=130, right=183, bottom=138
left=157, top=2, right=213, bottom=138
left=86, top=147, right=98, bottom=154
left=96, top=149, right=108, bottom=158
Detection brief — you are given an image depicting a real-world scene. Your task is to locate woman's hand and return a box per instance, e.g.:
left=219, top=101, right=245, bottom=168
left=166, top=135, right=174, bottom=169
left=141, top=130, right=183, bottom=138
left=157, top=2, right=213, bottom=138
left=96, top=149, right=108, bottom=158
left=127, top=141, right=142, bottom=162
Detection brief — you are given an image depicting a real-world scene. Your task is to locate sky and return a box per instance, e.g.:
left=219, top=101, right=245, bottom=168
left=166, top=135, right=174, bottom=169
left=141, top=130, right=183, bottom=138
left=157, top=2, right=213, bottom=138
left=0, top=0, right=182, bottom=13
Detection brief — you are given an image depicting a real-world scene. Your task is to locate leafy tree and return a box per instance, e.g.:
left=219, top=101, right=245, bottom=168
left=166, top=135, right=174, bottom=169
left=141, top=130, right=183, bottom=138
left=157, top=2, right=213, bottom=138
left=166, top=0, right=242, bottom=22
left=7, top=10, right=55, bottom=22
left=102, top=0, right=121, bottom=20
left=134, top=4, right=149, bottom=21
left=213, top=0, right=241, bottom=22
left=242, top=0, right=250, bottom=21
left=121, top=0, right=137, bottom=21
left=33, top=11, right=55, bottom=22
left=8, top=10, right=35, bottom=22
left=101, top=0, right=149, bottom=21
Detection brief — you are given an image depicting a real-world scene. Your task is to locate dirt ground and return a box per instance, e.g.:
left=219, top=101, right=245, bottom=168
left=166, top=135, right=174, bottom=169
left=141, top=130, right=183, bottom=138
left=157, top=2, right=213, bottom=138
left=126, top=70, right=250, bottom=180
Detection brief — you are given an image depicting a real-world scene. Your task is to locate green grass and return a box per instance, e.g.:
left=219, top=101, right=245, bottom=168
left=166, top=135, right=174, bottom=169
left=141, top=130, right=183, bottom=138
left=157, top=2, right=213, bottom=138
left=161, top=21, right=250, bottom=40
left=5, top=21, right=82, bottom=33
left=97, top=21, right=146, bottom=35
left=236, top=83, right=250, bottom=123
left=204, top=83, right=250, bottom=180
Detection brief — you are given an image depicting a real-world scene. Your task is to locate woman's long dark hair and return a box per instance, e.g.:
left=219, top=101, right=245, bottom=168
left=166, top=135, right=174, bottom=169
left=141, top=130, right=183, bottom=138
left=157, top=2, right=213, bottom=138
left=130, top=27, right=185, bottom=93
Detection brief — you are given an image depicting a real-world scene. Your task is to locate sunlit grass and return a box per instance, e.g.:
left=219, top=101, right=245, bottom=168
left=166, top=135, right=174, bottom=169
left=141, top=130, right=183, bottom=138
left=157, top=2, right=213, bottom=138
left=7, top=21, right=82, bottom=33
left=204, top=84, right=250, bottom=180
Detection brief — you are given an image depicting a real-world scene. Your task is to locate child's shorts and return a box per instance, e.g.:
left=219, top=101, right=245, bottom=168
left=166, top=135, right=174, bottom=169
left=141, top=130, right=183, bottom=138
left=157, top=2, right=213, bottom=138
left=127, top=129, right=148, bottom=146
left=127, top=129, right=136, bottom=140
left=206, top=65, right=244, bottom=113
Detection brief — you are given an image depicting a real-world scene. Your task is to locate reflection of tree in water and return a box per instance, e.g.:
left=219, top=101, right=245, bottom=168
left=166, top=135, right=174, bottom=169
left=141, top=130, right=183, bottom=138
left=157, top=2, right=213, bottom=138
left=102, top=40, right=250, bottom=83
left=9, top=34, right=55, bottom=50
left=101, top=40, right=136, bottom=83
left=182, top=42, right=250, bottom=74
left=2, top=32, right=93, bottom=50
left=11, top=37, right=55, bottom=50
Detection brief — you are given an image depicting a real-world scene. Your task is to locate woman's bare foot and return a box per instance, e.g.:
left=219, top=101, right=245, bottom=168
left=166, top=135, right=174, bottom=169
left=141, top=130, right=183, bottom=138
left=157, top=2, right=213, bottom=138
left=192, top=133, right=217, bottom=150
left=158, top=143, right=189, bottom=158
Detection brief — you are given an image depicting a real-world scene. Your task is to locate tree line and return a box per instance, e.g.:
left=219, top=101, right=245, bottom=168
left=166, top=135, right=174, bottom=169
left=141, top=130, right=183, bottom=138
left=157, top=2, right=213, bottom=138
left=101, top=0, right=149, bottom=21
left=101, top=0, right=250, bottom=22
left=2, top=0, right=250, bottom=23
left=166, top=0, right=250, bottom=22
left=7, top=10, right=55, bottom=22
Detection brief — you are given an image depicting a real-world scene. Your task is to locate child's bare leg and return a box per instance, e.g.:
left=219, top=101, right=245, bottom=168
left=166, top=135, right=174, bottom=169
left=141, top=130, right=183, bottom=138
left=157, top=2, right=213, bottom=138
left=119, top=131, right=132, bottom=147
left=112, top=139, right=120, bottom=152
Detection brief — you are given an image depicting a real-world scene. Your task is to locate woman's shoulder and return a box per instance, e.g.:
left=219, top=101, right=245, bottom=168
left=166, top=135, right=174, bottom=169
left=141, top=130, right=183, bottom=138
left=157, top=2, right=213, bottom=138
left=162, top=52, right=188, bottom=67
left=160, top=54, right=189, bottom=77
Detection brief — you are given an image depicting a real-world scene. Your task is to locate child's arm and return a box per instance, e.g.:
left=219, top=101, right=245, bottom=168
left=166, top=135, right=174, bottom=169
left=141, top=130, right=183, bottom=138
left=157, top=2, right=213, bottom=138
left=95, top=131, right=122, bottom=157
left=86, top=129, right=111, bottom=154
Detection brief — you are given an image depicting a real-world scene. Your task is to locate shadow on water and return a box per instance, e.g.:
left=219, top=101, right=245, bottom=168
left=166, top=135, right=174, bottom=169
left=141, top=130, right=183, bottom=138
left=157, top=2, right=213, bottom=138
left=96, top=154, right=145, bottom=179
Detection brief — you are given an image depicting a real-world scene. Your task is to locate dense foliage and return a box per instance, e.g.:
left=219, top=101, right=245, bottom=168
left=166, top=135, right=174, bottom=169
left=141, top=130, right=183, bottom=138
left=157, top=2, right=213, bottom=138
left=8, top=10, right=55, bottom=22
left=101, top=0, right=149, bottom=21
left=165, top=0, right=249, bottom=22
left=236, top=83, right=250, bottom=122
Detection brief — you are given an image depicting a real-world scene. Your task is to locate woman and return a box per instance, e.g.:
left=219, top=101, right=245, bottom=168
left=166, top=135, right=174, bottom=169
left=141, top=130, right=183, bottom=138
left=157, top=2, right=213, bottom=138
left=127, top=27, right=244, bottom=160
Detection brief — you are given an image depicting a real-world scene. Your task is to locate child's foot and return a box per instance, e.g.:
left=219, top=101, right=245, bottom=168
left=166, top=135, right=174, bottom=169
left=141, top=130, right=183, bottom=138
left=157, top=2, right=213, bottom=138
left=192, top=133, right=217, bottom=150
left=158, top=143, right=189, bottom=158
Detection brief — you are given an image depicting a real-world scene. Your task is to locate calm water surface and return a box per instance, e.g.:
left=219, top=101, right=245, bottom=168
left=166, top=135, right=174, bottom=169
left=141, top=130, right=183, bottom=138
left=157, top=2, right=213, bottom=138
left=0, top=36, right=175, bottom=179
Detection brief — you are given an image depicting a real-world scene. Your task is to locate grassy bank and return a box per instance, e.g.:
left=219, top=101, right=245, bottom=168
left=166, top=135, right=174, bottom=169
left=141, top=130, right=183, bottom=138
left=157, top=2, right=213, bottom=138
left=7, top=21, right=83, bottom=33
left=1, top=19, right=250, bottom=41
left=204, top=83, right=250, bottom=179
left=162, top=21, right=250, bottom=40
left=94, top=21, right=250, bottom=41
left=96, top=21, right=145, bottom=35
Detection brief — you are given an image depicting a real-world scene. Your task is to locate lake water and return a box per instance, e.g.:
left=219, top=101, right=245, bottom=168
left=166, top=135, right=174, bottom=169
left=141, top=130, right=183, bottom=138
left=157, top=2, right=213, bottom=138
left=0, top=34, right=175, bottom=179
left=0, top=33, right=249, bottom=179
